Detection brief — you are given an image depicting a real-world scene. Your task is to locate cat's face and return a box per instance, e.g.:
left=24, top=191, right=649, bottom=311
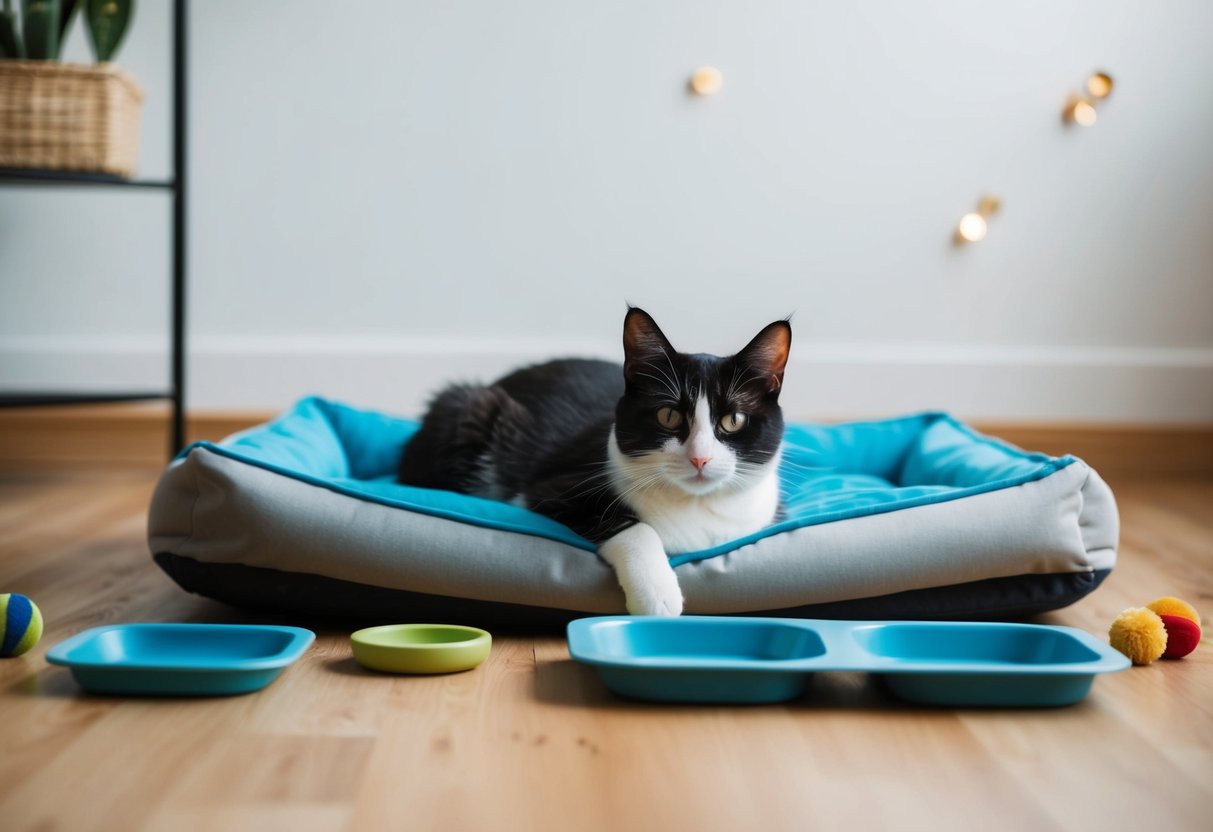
left=612, top=308, right=790, bottom=497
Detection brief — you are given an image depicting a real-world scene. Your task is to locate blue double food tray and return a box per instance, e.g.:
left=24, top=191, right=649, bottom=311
left=46, top=623, right=315, bottom=696
left=567, top=617, right=1129, bottom=707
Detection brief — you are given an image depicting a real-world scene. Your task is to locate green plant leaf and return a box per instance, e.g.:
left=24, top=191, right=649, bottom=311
left=0, top=4, right=26, bottom=58
left=84, top=0, right=129, bottom=63
left=21, top=0, right=60, bottom=60
left=58, top=0, right=78, bottom=41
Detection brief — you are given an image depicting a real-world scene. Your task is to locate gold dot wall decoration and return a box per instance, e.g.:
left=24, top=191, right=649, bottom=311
left=1087, top=71, right=1114, bottom=100
left=956, top=213, right=988, bottom=243
left=1064, top=70, right=1113, bottom=126
left=1065, top=96, right=1098, bottom=127
left=977, top=195, right=1002, bottom=217
left=689, top=66, right=724, bottom=96
left=955, top=195, right=1001, bottom=244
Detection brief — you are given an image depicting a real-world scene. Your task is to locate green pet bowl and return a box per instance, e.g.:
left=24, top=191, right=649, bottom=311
left=350, top=624, right=492, bottom=674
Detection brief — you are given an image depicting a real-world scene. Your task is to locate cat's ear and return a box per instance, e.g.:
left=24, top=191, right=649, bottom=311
left=736, top=320, right=792, bottom=394
left=622, top=307, right=676, bottom=383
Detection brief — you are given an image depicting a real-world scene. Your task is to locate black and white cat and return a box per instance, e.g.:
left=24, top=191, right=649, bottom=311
left=398, top=307, right=791, bottom=616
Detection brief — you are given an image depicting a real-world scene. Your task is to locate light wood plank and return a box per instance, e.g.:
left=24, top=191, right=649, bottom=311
left=0, top=404, right=267, bottom=469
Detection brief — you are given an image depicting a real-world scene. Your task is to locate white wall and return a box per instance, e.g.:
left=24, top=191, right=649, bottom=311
left=2, top=1, right=1212, bottom=422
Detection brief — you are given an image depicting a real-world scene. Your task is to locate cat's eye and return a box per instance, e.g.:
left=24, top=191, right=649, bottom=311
left=719, top=412, right=747, bottom=433
left=656, top=407, right=683, bottom=430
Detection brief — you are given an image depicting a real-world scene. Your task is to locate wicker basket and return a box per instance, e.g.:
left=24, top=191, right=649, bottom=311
left=0, top=60, right=144, bottom=178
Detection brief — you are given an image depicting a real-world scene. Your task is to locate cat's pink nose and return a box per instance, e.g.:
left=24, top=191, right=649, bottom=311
left=690, top=456, right=712, bottom=473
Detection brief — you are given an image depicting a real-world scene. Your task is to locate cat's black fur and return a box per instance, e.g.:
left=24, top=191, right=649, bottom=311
left=397, top=308, right=789, bottom=542
left=399, top=358, right=631, bottom=540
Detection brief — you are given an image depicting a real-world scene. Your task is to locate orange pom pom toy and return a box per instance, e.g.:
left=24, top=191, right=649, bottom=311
left=1109, top=607, right=1168, bottom=665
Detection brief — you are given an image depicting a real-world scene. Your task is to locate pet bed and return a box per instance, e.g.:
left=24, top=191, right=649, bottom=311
left=148, top=397, right=1117, bottom=626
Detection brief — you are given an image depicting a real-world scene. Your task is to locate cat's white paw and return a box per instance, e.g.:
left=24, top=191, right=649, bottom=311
left=623, top=575, right=684, bottom=617
left=599, top=523, right=684, bottom=617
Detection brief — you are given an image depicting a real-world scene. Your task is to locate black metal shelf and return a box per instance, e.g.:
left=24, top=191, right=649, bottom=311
left=0, top=0, right=188, bottom=457
left=0, top=167, right=174, bottom=189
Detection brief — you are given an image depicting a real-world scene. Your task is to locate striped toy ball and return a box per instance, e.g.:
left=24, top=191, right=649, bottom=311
left=1, top=593, right=43, bottom=657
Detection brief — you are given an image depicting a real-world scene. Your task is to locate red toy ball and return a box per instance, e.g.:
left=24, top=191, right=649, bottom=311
left=1158, top=614, right=1201, bottom=659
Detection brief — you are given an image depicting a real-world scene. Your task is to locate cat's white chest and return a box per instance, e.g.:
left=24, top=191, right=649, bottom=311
left=631, top=475, right=780, bottom=553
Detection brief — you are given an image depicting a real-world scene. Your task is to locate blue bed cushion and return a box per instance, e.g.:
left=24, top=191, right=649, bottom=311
left=185, top=397, right=1076, bottom=567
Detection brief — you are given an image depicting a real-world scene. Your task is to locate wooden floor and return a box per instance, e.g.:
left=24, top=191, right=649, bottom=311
left=1, top=467, right=1210, bottom=832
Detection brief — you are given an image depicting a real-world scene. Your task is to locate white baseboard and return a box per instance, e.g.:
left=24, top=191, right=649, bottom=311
left=2, top=335, right=1211, bottom=423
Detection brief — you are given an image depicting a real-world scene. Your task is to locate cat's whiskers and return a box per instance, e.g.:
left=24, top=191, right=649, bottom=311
left=529, top=460, right=623, bottom=507
left=777, top=458, right=835, bottom=475
left=725, top=364, right=744, bottom=402
left=632, top=372, right=680, bottom=401
left=634, top=360, right=681, bottom=400
left=661, top=351, right=683, bottom=399
left=545, top=451, right=670, bottom=515
left=727, top=455, right=782, bottom=490
left=601, top=468, right=669, bottom=517
left=725, top=368, right=767, bottom=401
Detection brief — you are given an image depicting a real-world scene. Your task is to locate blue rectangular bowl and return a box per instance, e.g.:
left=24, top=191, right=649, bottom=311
left=46, top=623, right=316, bottom=696
left=567, top=617, right=1130, bottom=707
